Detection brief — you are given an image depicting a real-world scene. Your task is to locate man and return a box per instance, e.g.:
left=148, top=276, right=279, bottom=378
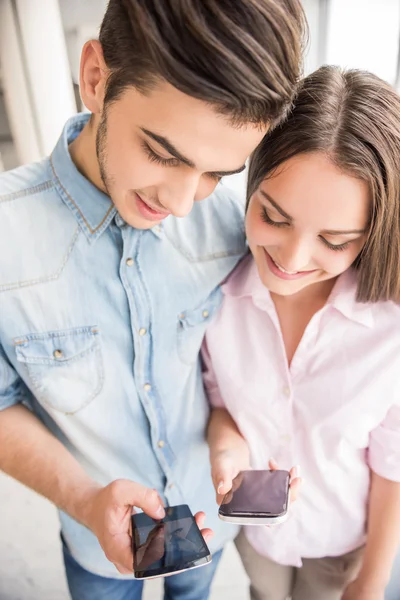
left=0, top=1, right=305, bottom=598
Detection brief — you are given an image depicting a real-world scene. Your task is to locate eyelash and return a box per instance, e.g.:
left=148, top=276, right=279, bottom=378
left=141, top=141, right=222, bottom=181
left=260, top=207, right=351, bottom=252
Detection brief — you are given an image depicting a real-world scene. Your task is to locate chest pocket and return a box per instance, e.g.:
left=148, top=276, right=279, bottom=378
left=14, top=326, right=104, bottom=415
left=177, top=287, right=223, bottom=365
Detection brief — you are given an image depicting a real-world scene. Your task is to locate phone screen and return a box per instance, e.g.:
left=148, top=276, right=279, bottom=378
left=132, top=504, right=211, bottom=578
left=220, top=470, right=290, bottom=517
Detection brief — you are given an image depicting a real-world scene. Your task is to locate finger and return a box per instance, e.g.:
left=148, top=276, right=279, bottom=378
left=216, top=478, right=233, bottom=497
left=200, top=527, right=214, bottom=544
left=289, top=476, right=302, bottom=503
left=113, top=480, right=165, bottom=520
left=115, top=562, right=133, bottom=575
left=194, top=511, right=206, bottom=530
left=289, top=465, right=300, bottom=480
left=269, top=458, right=279, bottom=470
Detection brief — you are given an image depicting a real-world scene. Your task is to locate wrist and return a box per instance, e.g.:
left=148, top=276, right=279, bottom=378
left=210, top=445, right=250, bottom=469
left=71, top=481, right=102, bottom=530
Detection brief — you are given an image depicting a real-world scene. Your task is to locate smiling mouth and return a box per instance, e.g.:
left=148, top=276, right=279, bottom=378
left=272, top=259, right=300, bottom=275
left=264, top=249, right=316, bottom=280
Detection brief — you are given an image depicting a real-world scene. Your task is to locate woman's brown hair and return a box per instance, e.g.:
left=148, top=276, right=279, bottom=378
left=99, top=0, right=307, bottom=125
left=247, top=65, right=400, bottom=303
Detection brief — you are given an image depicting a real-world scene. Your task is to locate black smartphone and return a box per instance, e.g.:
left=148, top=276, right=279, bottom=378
left=218, top=470, right=290, bottom=525
left=131, top=504, right=212, bottom=579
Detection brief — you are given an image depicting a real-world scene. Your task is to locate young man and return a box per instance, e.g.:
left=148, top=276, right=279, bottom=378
left=0, top=1, right=305, bottom=598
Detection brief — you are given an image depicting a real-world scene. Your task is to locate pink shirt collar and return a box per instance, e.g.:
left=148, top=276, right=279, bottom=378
left=222, top=254, right=374, bottom=328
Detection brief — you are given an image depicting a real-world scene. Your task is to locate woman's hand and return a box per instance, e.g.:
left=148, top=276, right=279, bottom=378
left=211, top=448, right=251, bottom=505
left=341, top=578, right=385, bottom=600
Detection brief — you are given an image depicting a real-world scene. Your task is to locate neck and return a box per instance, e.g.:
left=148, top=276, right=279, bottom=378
left=69, top=118, right=106, bottom=194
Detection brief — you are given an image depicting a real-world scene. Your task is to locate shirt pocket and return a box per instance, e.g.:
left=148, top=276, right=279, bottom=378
left=177, top=288, right=223, bottom=366
left=14, top=326, right=104, bottom=415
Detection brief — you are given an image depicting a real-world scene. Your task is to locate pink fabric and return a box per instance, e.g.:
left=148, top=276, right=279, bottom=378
left=202, top=254, right=400, bottom=567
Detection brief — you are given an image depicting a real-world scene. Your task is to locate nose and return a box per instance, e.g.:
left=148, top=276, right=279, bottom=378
left=158, top=170, right=201, bottom=218
left=277, top=234, right=311, bottom=272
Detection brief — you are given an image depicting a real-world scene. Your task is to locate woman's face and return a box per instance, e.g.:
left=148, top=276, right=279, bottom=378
left=246, top=152, right=370, bottom=297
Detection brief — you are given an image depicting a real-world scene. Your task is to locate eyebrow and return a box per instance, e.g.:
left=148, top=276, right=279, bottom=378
left=260, top=191, right=293, bottom=221
left=321, top=228, right=366, bottom=236
left=260, top=190, right=366, bottom=236
left=140, top=128, right=246, bottom=177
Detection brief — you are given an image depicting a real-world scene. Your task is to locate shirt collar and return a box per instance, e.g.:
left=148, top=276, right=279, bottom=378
left=223, top=255, right=374, bottom=328
left=49, top=113, right=116, bottom=243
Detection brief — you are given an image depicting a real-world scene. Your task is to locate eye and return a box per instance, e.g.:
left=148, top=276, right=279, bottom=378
left=206, top=173, right=223, bottom=182
left=260, top=206, right=289, bottom=228
left=141, top=141, right=180, bottom=167
left=320, top=237, right=350, bottom=252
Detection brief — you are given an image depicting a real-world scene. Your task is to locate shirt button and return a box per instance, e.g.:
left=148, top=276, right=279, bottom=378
left=158, top=440, right=165, bottom=448
left=283, top=386, right=291, bottom=397
left=139, top=328, right=147, bottom=336
left=53, top=349, right=63, bottom=359
left=281, top=434, right=292, bottom=443
left=169, top=483, right=175, bottom=489
left=202, top=310, right=209, bottom=318
left=126, top=258, right=134, bottom=267
left=144, top=383, right=151, bottom=392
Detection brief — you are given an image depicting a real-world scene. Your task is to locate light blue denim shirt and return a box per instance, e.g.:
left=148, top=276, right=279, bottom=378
left=0, top=114, right=244, bottom=578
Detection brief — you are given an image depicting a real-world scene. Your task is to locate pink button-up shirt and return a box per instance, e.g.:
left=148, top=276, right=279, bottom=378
left=202, top=255, right=400, bottom=566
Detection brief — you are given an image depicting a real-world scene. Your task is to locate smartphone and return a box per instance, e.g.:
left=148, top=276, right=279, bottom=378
left=218, top=470, right=290, bottom=525
left=131, top=504, right=212, bottom=579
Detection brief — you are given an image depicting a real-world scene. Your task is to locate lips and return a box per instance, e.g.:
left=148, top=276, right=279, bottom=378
left=264, top=249, right=316, bottom=281
left=135, top=193, right=170, bottom=222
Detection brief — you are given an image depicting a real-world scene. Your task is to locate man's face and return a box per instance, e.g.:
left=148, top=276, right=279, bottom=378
left=94, top=82, right=266, bottom=229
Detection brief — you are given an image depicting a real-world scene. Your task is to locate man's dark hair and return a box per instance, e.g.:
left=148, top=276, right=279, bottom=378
left=99, top=0, right=306, bottom=125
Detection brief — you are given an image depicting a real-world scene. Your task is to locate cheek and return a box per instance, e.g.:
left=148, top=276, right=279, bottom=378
left=245, top=209, right=278, bottom=246
left=319, top=246, right=361, bottom=275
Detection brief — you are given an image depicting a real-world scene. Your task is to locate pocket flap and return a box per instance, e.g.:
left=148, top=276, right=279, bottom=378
left=178, top=287, right=223, bottom=329
left=14, top=326, right=99, bottom=365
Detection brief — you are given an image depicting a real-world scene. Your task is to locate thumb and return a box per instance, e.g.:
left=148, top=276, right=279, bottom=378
left=213, top=460, right=236, bottom=496
left=116, top=480, right=165, bottom=519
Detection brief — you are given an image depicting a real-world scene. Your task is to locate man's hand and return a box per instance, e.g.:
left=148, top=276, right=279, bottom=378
left=81, top=480, right=213, bottom=574
left=341, top=578, right=385, bottom=600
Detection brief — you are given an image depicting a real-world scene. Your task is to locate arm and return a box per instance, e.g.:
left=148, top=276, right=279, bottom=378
left=0, top=404, right=166, bottom=574
left=343, top=471, right=400, bottom=599
left=343, top=402, right=400, bottom=600
left=207, top=407, right=251, bottom=503
left=202, top=337, right=250, bottom=503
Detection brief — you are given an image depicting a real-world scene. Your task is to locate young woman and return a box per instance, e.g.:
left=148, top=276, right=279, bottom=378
left=203, top=66, right=400, bottom=600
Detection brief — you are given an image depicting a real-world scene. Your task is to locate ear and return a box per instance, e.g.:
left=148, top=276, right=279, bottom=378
left=79, top=40, right=108, bottom=115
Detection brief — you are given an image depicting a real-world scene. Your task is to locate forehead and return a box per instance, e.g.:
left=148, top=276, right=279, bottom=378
left=262, top=153, right=370, bottom=228
left=112, top=82, right=267, bottom=170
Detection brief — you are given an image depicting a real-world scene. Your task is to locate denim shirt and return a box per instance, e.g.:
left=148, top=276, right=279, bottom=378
left=0, top=114, right=244, bottom=578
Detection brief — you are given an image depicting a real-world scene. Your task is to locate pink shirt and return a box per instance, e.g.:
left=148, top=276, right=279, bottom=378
left=202, top=255, right=400, bottom=567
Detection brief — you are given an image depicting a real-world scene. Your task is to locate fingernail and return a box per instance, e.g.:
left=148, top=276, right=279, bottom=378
left=156, top=505, right=165, bottom=518
left=217, top=481, right=224, bottom=493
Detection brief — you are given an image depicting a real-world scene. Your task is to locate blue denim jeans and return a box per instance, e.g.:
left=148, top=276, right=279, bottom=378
left=62, top=539, right=223, bottom=600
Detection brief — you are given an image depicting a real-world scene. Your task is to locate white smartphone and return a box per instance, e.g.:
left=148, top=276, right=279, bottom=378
left=131, top=504, right=212, bottom=579
left=218, top=470, right=290, bottom=525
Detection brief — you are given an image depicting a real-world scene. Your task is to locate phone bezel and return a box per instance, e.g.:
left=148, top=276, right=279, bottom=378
left=218, top=469, right=290, bottom=524
left=132, top=504, right=211, bottom=579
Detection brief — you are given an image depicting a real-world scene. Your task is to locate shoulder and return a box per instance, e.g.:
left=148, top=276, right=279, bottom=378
left=163, top=184, right=246, bottom=261
left=0, top=160, right=78, bottom=291
left=0, top=159, right=54, bottom=199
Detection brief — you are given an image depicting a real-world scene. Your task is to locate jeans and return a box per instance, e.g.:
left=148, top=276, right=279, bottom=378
left=62, top=539, right=223, bottom=600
